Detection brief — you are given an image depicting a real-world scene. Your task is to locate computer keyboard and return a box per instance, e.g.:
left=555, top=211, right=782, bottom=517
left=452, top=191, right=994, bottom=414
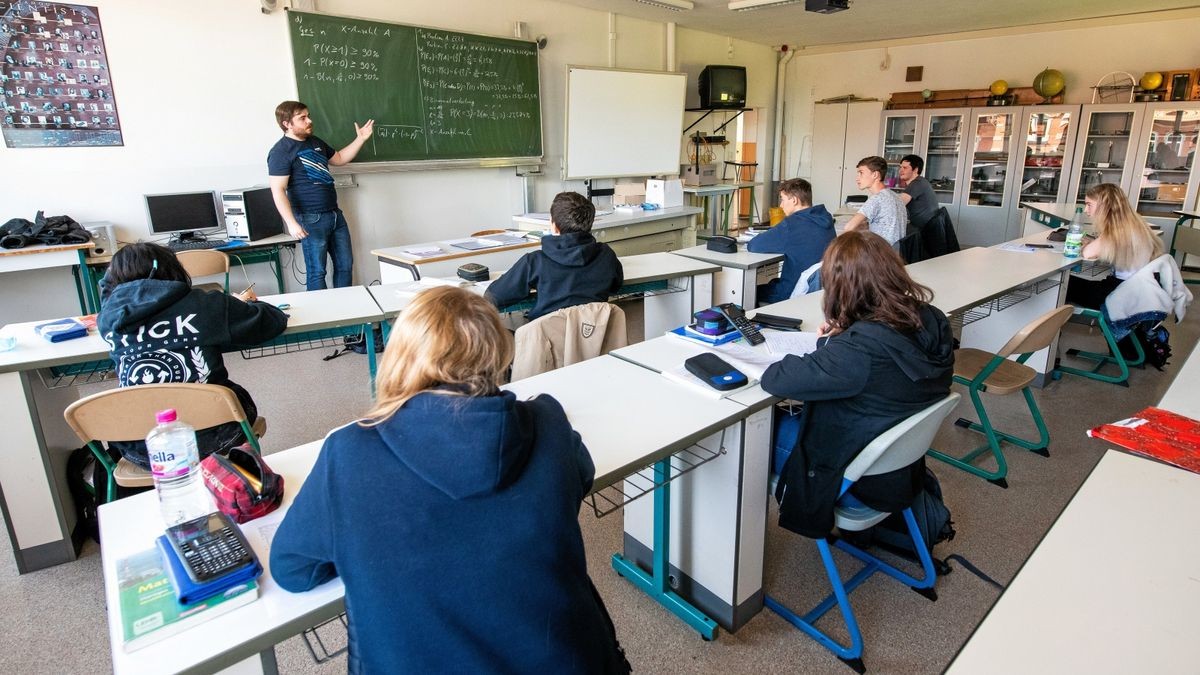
left=168, top=239, right=230, bottom=251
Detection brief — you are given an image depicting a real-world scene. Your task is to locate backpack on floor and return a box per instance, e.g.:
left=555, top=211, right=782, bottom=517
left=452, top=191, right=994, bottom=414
left=1135, top=322, right=1172, bottom=371
left=846, top=466, right=956, bottom=575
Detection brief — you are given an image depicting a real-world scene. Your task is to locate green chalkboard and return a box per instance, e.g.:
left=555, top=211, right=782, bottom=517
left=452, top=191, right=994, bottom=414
left=287, top=11, right=542, bottom=165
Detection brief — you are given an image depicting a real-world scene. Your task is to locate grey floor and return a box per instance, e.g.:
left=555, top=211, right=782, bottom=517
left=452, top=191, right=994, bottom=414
left=2, top=298, right=1196, bottom=674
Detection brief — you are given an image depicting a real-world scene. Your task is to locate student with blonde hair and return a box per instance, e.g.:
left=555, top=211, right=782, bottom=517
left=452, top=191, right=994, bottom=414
left=270, top=286, right=629, bottom=673
left=1065, top=182, right=1164, bottom=309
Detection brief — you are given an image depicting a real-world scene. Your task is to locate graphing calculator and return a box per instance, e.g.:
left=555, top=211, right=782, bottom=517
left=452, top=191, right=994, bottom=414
left=717, top=302, right=766, bottom=345
left=166, top=512, right=257, bottom=584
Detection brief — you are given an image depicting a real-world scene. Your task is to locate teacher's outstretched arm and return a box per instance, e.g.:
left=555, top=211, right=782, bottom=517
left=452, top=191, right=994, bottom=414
left=330, top=119, right=375, bottom=167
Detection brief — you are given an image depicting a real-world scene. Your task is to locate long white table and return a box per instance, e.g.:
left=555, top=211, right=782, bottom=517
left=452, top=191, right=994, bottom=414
left=670, top=244, right=784, bottom=309
left=511, top=206, right=701, bottom=257
left=0, top=240, right=98, bottom=313
left=100, top=354, right=773, bottom=671
left=1157, top=340, right=1200, bottom=419
left=369, top=251, right=719, bottom=343
left=946, top=449, right=1200, bottom=674
left=0, top=285, right=386, bottom=573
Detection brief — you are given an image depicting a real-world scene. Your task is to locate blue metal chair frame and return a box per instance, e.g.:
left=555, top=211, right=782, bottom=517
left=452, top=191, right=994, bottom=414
left=764, top=481, right=937, bottom=673
left=764, top=393, right=959, bottom=673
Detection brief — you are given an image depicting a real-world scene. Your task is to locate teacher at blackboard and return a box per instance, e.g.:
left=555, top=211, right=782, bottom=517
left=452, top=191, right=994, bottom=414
left=268, top=100, right=374, bottom=290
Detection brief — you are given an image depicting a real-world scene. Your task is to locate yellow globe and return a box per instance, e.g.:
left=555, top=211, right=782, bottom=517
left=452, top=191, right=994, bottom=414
left=1140, top=71, right=1164, bottom=91
left=990, top=80, right=1009, bottom=96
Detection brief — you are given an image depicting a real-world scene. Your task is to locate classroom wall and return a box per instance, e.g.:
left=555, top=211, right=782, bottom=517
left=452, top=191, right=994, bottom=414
left=783, top=11, right=1200, bottom=182
left=0, top=0, right=775, bottom=323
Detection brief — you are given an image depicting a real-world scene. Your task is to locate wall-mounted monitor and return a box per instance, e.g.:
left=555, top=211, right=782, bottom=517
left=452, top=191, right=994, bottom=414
left=698, top=65, right=747, bottom=109
left=144, top=191, right=221, bottom=239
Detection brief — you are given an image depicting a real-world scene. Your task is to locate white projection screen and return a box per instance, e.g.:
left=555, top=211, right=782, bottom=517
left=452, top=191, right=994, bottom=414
left=563, top=66, right=687, bottom=180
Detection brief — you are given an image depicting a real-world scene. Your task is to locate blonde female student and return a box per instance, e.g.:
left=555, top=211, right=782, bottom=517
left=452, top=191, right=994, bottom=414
left=270, top=286, right=629, bottom=674
left=1065, top=182, right=1163, bottom=310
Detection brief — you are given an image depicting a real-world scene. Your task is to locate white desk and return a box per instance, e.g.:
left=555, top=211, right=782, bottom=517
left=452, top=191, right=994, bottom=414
left=1157, top=340, right=1200, bottom=419
left=670, top=244, right=784, bottom=309
left=683, top=184, right=738, bottom=236
left=0, top=240, right=98, bottom=312
left=512, top=206, right=701, bottom=257
left=101, top=441, right=334, bottom=675
left=369, top=252, right=719, bottom=342
left=947, top=450, right=1200, bottom=674
left=371, top=235, right=539, bottom=283
left=506, top=356, right=773, bottom=635
left=610, top=336, right=776, bottom=409
left=0, top=285, right=387, bottom=573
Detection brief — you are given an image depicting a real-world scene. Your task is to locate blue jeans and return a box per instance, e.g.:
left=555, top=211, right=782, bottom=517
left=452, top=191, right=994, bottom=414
left=298, top=210, right=353, bottom=290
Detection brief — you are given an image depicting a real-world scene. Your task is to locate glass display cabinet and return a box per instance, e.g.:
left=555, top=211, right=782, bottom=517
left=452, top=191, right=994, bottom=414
left=1131, top=104, right=1200, bottom=219
left=880, top=111, right=922, bottom=187
left=1066, top=104, right=1144, bottom=207
left=958, top=107, right=1022, bottom=245
left=1014, top=106, right=1077, bottom=206
left=923, top=110, right=969, bottom=207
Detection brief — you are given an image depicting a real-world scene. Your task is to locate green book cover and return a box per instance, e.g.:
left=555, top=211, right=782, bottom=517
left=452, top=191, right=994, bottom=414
left=117, top=548, right=258, bottom=652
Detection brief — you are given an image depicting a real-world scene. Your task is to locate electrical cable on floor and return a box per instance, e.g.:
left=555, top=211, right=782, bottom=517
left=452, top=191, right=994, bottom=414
left=943, top=554, right=1005, bottom=590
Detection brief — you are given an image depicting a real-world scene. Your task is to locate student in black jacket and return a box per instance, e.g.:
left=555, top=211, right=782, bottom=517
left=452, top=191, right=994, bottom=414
left=97, top=243, right=288, bottom=469
left=761, top=231, right=954, bottom=538
left=485, top=191, right=623, bottom=320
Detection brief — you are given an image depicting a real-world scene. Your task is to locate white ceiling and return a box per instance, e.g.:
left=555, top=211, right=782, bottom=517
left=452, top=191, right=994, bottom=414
left=550, top=0, right=1200, bottom=49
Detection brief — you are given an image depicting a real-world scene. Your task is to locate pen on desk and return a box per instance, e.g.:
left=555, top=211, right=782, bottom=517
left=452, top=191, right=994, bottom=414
left=1025, top=243, right=1053, bottom=249
left=240, top=282, right=255, bottom=295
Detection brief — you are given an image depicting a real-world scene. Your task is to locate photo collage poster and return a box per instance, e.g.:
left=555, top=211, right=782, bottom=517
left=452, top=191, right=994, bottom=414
left=0, top=1, right=122, bottom=147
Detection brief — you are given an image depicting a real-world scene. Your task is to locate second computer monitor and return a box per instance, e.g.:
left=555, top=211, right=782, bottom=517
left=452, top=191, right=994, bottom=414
left=145, top=191, right=222, bottom=240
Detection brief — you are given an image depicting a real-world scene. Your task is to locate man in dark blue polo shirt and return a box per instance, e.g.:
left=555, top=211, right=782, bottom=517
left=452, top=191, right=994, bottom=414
left=268, top=101, right=373, bottom=290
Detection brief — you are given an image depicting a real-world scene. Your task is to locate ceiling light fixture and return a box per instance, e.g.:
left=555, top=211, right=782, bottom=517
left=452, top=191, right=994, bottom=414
left=633, top=0, right=695, bottom=11
left=728, top=0, right=802, bottom=11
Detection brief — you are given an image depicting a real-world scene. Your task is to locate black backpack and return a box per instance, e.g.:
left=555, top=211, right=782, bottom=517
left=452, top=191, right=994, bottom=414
left=848, top=466, right=956, bottom=575
left=1136, top=323, right=1172, bottom=371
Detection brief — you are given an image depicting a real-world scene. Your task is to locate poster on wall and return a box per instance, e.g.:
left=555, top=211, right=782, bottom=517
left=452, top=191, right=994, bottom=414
left=0, top=1, right=122, bottom=148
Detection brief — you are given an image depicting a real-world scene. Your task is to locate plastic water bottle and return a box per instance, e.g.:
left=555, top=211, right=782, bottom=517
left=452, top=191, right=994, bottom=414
left=1063, top=206, right=1085, bottom=259
left=145, top=409, right=213, bottom=527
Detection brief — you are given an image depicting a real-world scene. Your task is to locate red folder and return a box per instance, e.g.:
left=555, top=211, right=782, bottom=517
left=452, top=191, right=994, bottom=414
left=1088, top=407, right=1200, bottom=474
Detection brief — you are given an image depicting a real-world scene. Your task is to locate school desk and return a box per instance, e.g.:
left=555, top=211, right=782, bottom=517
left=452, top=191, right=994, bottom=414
left=0, top=240, right=98, bottom=312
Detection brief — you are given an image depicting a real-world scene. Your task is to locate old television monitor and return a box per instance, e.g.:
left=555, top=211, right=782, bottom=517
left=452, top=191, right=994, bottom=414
left=699, top=65, right=746, bottom=109
left=144, top=191, right=222, bottom=240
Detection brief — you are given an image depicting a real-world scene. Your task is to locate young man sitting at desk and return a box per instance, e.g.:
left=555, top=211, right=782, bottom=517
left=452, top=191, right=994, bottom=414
left=746, top=178, right=835, bottom=305
left=843, top=155, right=907, bottom=246
left=485, top=191, right=623, bottom=320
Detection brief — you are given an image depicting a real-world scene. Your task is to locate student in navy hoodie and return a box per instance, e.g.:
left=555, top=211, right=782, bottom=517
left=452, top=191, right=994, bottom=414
left=271, top=286, right=629, bottom=674
left=485, top=191, right=623, bottom=320
left=97, top=243, right=288, bottom=469
left=747, top=178, right=836, bottom=305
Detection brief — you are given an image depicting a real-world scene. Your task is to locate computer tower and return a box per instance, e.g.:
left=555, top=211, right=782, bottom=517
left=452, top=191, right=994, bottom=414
left=221, top=187, right=284, bottom=241
left=80, top=221, right=116, bottom=258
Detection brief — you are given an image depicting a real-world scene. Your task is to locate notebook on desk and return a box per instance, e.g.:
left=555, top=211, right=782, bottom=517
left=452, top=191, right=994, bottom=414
left=449, top=238, right=504, bottom=251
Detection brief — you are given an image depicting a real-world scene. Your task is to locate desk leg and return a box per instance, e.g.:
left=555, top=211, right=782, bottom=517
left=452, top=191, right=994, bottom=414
left=76, top=250, right=100, bottom=313
left=364, top=323, right=378, bottom=396
left=271, top=247, right=286, bottom=295
left=611, top=459, right=720, bottom=640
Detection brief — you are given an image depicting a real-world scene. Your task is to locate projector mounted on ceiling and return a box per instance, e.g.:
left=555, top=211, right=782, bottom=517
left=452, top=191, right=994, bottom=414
left=806, top=0, right=849, bottom=13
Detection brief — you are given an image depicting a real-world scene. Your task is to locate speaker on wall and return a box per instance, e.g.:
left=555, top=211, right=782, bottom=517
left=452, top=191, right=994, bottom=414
left=82, top=221, right=116, bottom=258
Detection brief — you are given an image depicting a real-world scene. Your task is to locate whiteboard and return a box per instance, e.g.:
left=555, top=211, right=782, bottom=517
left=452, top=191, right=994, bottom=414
left=563, top=66, right=687, bottom=180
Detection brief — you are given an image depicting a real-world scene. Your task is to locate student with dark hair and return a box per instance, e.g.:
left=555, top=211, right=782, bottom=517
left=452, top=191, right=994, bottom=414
left=268, top=100, right=374, bottom=290
left=760, top=231, right=954, bottom=537
left=898, top=154, right=939, bottom=229
left=271, top=287, right=630, bottom=673
left=844, top=155, right=907, bottom=245
left=97, top=243, right=287, bottom=469
left=747, top=177, right=835, bottom=304
left=485, top=191, right=623, bottom=320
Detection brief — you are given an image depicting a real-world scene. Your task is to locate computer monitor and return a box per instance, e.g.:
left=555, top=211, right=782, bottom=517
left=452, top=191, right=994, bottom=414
left=144, top=191, right=222, bottom=240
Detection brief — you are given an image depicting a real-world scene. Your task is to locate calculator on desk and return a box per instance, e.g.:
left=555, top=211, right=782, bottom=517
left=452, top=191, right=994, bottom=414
left=166, top=512, right=257, bottom=584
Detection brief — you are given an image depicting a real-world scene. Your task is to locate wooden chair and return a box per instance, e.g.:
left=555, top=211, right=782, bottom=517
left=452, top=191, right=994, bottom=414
left=63, top=383, right=264, bottom=503
left=1170, top=218, right=1200, bottom=286
left=928, top=305, right=1073, bottom=487
left=177, top=250, right=230, bottom=293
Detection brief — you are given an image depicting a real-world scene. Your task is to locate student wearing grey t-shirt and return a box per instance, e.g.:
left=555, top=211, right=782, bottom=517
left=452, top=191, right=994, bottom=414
left=899, top=154, right=939, bottom=229
left=844, top=156, right=907, bottom=245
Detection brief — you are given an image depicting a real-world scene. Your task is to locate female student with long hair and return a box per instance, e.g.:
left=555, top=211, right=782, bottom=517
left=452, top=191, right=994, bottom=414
left=270, top=286, right=628, bottom=673
left=1065, top=182, right=1163, bottom=309
left=97, top=242, right=287, bottom=468
left=760, top=230, right=955, bottom=538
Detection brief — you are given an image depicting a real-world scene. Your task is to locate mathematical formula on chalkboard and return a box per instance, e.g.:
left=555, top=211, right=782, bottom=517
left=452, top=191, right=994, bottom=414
left=287, top=11, right=542, bottom=166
